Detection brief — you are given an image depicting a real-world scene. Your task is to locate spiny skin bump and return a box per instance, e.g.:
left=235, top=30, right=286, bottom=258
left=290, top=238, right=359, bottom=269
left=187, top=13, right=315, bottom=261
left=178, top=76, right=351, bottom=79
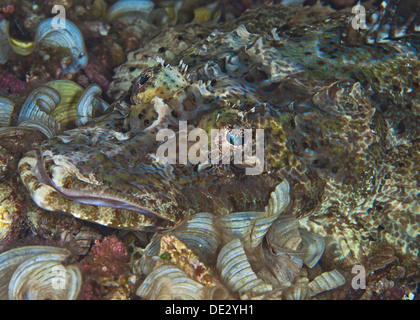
left=18, top=4, right=419, bottom=265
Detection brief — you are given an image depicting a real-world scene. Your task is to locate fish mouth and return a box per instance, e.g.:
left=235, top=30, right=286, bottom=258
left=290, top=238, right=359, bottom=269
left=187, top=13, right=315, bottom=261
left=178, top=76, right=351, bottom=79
left=20, top=149, right=176, bottom=230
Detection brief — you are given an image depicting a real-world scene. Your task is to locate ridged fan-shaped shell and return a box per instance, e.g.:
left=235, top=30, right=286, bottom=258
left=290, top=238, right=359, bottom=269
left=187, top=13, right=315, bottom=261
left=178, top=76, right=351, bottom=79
left=0, top=246, right=81, bottom=300
left=46, top=80, right=84, bottom=124
left=0, top=20, right=13, bottom=63
left=107, top=0, right=155, bottom=21
left=265, top=179, right=290, bottom=217
left=266, top=217, right=303, bottom=253
left=283, top=284, right=309, bottom=300
left=221, top=179, right=291, bottom=248
left=5, top=21, right=34, bottom=56
left=136, top=265, right=205, bottom=300
left=299, top=228, right=325, bottom=268
left=12, top=81, right=110, bottom=138
left=265, top=215, right=325, bottom=269
left=17, top=120, right=59, bottom=139
left=216, top=239, right=272, bottom=299
left=173, top=212, right=221, bottom=263
left=220, top=211, right=278, bottom=248
left=34, top=19, right=88, bottom=73
left=8, top=254, right=82, bottom=300
left=4, top=19, right=87, bottom=73
left=0, top=97, right=14, bottom=127
left=136, top=264, right=230, bottom=300
left=17, top=86, right=62, bottom=138
left=75, top=84, right=102, bottom=126
left=258, top=241, right=303, bottom=288
left=307, top=269, right=345, bottom=298
left=0, top=246, right=67, bottom=299
left=135, top=213, right=220, bottom=276
left=134, top=233, right=161, bottom=276
left=46, top=80, right=109, bottom=129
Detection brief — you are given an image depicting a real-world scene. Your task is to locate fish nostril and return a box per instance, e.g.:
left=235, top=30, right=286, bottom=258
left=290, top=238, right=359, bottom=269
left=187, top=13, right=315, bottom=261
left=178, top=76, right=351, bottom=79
left=290, top=118, right=296, bottom=130
left=396, top=121, right=406, bottom=134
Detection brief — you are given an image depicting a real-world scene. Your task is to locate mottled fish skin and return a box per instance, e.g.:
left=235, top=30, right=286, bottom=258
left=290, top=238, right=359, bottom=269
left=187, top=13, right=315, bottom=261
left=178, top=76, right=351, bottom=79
left=19, top=3, right=419, bottom=262
left=18, top=117, right=281, bottom=230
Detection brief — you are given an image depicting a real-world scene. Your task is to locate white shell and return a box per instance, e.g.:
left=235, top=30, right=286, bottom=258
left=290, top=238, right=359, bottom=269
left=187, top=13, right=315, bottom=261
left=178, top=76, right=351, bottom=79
left=135, top=213, right=220, bottom=276
left=221, top=211, right=278, bottom=248
left=0, top=20, right=14, bottom=64
left=216, top=239, right=272, bottom=299
left=11, top=81, right=110, bottom=137
left=265, top=179, right=290, bottom=217
left=8, top=254, right=82, bottom=300
left=266, top=217, right=302, bottom=253
left=1, top=18, right=87, bottom=73
left=76, top=84, right=102, bottom=126
left=299, top=227, right=325, bottom=268
left=0, top=246, right=67, bottom=299
left=133, top=233, right=161, bottom=276
left=17, top=120, right=59, bottom=138
left=307, top=269, right=346, bottom=298
left=221, top=179, right=291, bottom=248
left=0, top=246, right=82, bottom=300
left=136, top=265, right=205, bottom=300
left=283, top=284, right=309, bottom=300
left=35, top=19, right=88, bottom=73
left=107, top=0, right=154, bottom=21
left=260, top=247, right=303, bottom=289
left=17, top=86, right=62, bottom=138
left=173, top=212, right=221, bottom=263
left=0, top=97, right=15, bottom=127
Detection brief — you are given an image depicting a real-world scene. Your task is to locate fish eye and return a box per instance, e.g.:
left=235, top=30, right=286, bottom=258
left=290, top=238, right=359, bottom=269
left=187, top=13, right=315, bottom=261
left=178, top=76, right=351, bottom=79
left=132, top=70, right=152, bottom=94
left=138, top=73, right=150, bottom=85
left=225, top=129, right=245, bottom=147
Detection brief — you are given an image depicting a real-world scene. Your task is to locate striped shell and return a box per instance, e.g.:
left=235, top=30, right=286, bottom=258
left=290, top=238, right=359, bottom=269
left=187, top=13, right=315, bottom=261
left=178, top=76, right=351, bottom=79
left=0, top=98, right=14, bottom=127
left=136, top=265, right=230, bottom=300
left=107, top=0, right=154, bottom=21
left=216, top=238, right=273, bottom=299
left=0, top=246, right=82, bottom=300
left=0, top=81, right=110, bottom=138
left=2, top=18, right=87, bottom=73
left=134, top=179, right=345, bottom=299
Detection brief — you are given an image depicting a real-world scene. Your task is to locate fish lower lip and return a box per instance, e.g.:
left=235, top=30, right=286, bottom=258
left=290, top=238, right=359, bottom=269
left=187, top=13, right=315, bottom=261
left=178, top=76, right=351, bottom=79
left=34, top=150, right=174, bottom=227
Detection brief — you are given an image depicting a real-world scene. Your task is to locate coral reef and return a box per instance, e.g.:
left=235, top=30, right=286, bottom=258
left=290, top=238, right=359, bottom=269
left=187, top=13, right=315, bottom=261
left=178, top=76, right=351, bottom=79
left=0, top=70, right=30, bottom=94
left=0, top=182, right=24, bottom=250
left=80, top=236, right=129, bottom=277
left=78, top=236, right=131, bottom=300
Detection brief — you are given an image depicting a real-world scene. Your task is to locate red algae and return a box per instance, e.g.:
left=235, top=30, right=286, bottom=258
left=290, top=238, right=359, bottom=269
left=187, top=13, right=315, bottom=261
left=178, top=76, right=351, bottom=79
left=80, top=236, right=129, bottom=277
left=0, top=71, right=30, bottom=94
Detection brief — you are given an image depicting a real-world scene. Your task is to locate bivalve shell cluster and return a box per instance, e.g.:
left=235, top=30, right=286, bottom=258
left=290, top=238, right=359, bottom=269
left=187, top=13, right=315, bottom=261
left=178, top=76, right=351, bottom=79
left=0, top=80, right=110, bottom=138
left=134, top=180, right=346, bottom=300
left=0, top=246, right=82, bottom=300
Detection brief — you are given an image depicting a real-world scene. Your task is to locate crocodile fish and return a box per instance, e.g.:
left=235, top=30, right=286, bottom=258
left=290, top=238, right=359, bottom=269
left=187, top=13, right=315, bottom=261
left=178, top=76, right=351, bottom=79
left=18, top=1, right=419, bottom=263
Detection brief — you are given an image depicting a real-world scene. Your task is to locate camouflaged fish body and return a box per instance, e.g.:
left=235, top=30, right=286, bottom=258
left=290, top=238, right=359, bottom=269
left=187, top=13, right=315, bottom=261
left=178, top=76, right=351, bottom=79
left=19, top=2, right=419, bottom=262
